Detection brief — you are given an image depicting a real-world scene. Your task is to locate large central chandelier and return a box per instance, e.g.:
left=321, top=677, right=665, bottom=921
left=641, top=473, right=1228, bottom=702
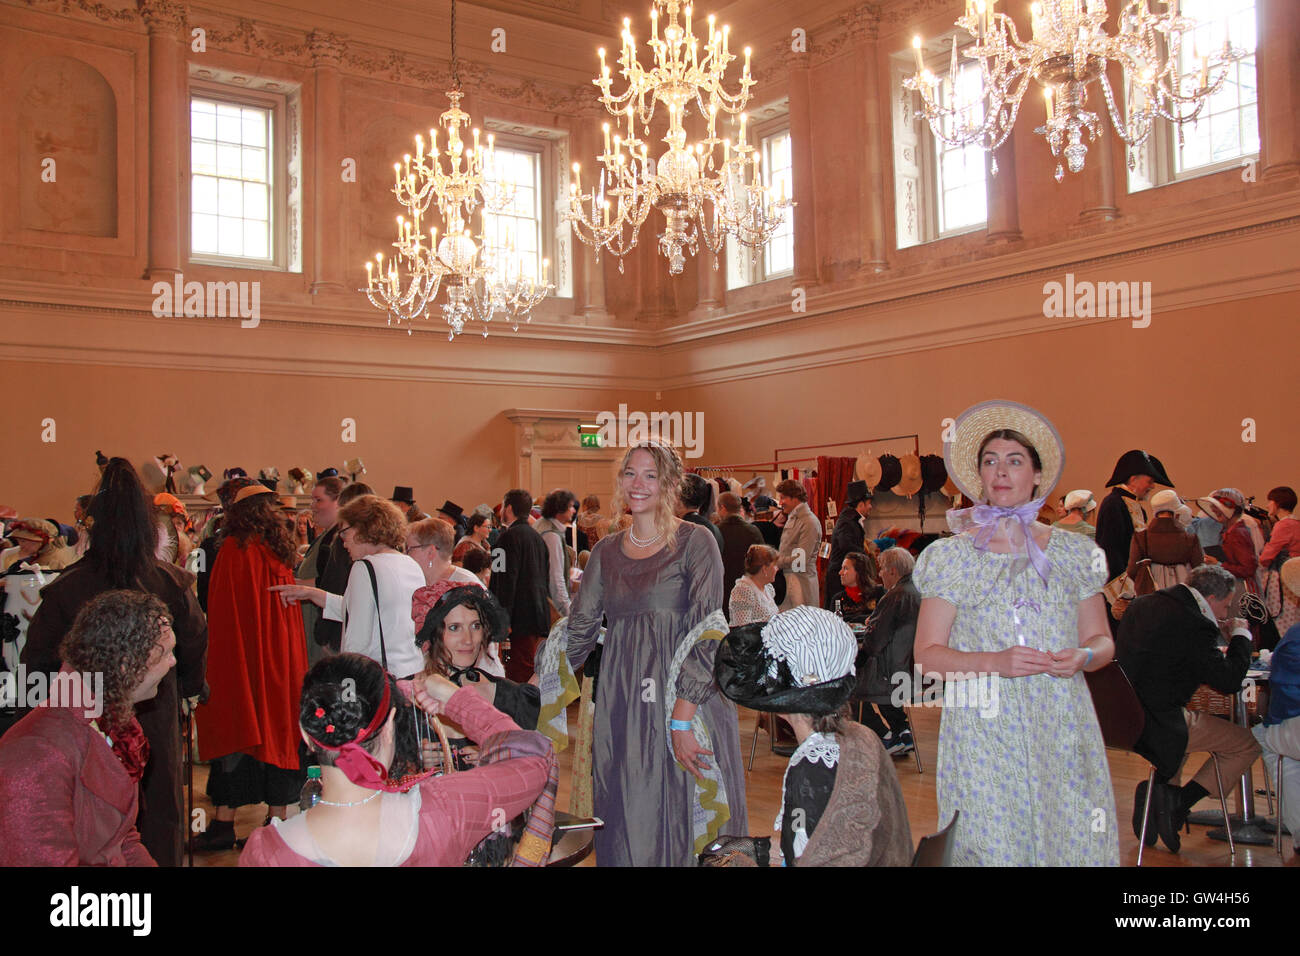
left=567, top=1, right=792, bottom=275
left=904, top=0, right=1246, bottom=182
left=363, top=0, right=552, bottom=339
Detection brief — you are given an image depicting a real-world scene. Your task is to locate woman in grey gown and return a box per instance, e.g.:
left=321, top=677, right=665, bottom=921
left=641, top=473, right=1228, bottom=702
left=563, top=441, right=747, bottom=866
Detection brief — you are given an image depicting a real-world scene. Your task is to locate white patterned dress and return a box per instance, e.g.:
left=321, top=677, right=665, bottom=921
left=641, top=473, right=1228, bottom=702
left=912, top=531, right=1120, bottom=866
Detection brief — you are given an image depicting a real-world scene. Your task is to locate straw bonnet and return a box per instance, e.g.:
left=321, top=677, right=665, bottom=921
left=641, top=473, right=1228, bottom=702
left=859, top=454, right=882, bottom=488
left=1281, top=557, right=1300, bottom=600
left=943, top=399, right=1064, bottom=503
left=892, top=453, right=923, bottom=498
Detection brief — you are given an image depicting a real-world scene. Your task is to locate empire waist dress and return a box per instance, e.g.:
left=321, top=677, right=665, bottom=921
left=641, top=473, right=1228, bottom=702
left=565, top=522, right=748, bottom=866
left=912, top=531, right=1120, bottom=866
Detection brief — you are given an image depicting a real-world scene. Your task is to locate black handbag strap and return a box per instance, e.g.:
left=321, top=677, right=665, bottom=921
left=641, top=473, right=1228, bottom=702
left=361, top=558, right=388, bottom=673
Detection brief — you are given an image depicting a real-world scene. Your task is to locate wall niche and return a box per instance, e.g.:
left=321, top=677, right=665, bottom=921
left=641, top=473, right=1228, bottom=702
left=19, top=56, right=118, bottom=237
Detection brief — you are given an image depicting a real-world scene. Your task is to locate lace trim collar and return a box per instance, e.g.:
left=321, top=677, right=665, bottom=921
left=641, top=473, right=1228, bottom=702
left=790, top=731, right=840, bottom=769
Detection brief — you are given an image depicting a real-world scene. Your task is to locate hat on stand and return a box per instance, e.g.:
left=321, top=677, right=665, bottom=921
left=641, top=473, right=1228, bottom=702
left=892, top=453, right=923, bottom=498
left=874, top=454, right=901, bottom=494
left=920, top=455, right=948, bottom=495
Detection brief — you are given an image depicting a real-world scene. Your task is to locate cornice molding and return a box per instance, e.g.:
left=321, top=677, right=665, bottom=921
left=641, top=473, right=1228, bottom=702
left=10, top=0, right=597, bottom=116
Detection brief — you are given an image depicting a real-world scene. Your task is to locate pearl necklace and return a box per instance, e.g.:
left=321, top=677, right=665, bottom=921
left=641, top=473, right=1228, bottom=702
left=628, top=526, right=663, bottom=548
left=317, top=789, right=382, bottom=808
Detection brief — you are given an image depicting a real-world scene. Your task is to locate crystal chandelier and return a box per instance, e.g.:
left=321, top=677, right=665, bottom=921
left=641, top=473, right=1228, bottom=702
left=904, top=0, right=1246, bottom=182
left=566, top=0, right=793, bottom=275
left=363, top=0, right=552, bottom=339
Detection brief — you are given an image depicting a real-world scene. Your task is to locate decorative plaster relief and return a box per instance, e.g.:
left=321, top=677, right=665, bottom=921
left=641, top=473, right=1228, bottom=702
left=19, top=56, right=118, bottom=237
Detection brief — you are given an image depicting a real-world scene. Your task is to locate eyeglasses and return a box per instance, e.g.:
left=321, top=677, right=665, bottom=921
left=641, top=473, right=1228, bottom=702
left=338, top=524, right=354, bottom=535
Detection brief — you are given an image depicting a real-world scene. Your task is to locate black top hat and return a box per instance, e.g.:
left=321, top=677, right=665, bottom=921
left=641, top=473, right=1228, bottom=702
left=844, top=480, right=872, bottom=507
left=874, top=454, right=902, bottom=493
left=920, top=454, right=949, bottom=495
left=1105, top=450, right=1173, bottom=488
left=437, top=500, right=464, bottom=520
left=714, top=607, right=858, bottom=716
left=392, top=486, right=416, bottom=504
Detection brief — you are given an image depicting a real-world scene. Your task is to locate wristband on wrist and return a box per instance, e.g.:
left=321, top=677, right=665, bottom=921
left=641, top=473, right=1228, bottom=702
left=1081, top=646, right=1094, bottom=668
left=670, top=718, right=693, bottom=732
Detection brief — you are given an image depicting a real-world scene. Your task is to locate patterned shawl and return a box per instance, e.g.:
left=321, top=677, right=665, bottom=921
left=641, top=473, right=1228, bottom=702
left=475, top=728, right=559, bottom=867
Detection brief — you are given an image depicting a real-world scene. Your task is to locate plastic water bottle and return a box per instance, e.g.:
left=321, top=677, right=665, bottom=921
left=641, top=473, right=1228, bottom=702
left=834, top=598, right=844, bottom=619
left=299, top=765, right=323, bottom=811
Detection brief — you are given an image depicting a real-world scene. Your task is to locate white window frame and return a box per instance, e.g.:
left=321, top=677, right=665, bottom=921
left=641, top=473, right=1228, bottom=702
left=187, top=81, right=296, bottom=271
left=892, top=37, right=988, bottom=248
left=481, top=123, right=572, bottom=299
left=1126, top=0, right=1258, bottom=193
left=727, top=116, right=792, bottom=290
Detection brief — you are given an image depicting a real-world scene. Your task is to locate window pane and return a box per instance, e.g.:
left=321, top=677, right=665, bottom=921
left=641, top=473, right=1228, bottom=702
left=192, top=141, right=216, bottom=176
left=482, top=145, right=543, bottom=282
left=243, top=220, right=268, bottom=259
left=192, top=175, right=218, bottom=215
left=192, top=213, right=218, bottom=253
left=218, top=216, right=243, bottom=255
left=1174, top=0, right=1258, bottom=175
left=217, top=144, right=242, bottom=178
left=218, top=178, right=243, bottom=217
left=191, top=103, right=216, bottom=141
left=189, top=95, right=276, bottom=262
left=242, top=112, right=266, bottom=147
left=216, top=104, right=242, bottom=143
left=243, top=182, right=268, bottom=221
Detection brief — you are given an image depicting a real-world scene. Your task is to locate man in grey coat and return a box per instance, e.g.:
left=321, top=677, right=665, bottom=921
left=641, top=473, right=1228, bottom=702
left=775, top=478, right=821, bottom=610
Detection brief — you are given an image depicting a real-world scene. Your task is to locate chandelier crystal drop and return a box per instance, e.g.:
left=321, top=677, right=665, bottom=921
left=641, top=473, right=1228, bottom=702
left=363, top=0, right=552, bottom=339
left=567, top=0, right=793, bottom=276
left=903, top=0, right=1246, bottom=181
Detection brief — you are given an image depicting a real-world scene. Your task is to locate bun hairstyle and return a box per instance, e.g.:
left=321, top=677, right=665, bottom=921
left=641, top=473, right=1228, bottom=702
left=299, top=654, right=422, bottom=778
left=415, top=586, right=511, bottom=676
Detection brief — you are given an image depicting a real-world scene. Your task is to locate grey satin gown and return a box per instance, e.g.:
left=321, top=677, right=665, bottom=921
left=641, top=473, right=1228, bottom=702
left=566, top=522, right=748, bottom=866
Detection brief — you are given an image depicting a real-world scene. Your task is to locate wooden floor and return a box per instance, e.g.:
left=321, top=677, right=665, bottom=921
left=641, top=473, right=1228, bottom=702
left=191, top=704, right=1296, bottom=867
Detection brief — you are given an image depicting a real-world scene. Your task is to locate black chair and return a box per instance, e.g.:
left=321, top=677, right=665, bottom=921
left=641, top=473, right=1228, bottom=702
left=911, top=810, right=959, bottom=866
left=1085, top=662, right=1234, bottom=865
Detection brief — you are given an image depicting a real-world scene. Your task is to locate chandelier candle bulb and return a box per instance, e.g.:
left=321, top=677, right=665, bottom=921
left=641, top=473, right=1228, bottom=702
left=913, top=36, right=925, bottom=72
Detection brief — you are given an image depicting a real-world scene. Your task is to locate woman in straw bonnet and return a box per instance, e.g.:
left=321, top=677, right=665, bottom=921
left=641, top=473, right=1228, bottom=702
left=912, top=400, right=1118, bottom=865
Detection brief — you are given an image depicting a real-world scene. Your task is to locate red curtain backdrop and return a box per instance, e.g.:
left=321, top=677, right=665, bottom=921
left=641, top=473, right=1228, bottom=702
left=813, top=456, right=858, bottom=605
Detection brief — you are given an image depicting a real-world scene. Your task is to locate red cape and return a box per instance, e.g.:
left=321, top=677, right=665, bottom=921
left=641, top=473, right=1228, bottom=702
left=196, top=538, right=307, bottom=770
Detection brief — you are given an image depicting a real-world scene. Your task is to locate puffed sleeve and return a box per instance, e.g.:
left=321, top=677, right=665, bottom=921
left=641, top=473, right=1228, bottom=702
left=565, top=535, right=607, bottom=673
left=911, top=536, right=968, bottom=607
left=1055, top=534, right=1109, bottom=604
left=676, top=526, right=726, bottom=705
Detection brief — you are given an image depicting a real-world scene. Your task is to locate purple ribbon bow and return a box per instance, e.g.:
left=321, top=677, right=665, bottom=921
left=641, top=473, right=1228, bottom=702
left=948, top=499, right=1052, bottom=585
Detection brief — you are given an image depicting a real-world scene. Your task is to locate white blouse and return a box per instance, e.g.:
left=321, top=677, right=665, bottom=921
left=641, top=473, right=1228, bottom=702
left=324, top=552, right=426, bottom=677
left=729, top=576, right=779, bottom=627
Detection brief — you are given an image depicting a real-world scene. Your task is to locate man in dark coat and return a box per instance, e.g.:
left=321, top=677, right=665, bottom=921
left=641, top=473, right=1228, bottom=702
left=313, top=481, right=373, bottom=652
left=490, top=489, right=551, bottom=682
left=1115, top=564, right=1259, bottom=853
left=1096, top=449, right=1173, bottom=581
left=853, top=547, right=920, bottom=755
left=825, top=480, right=874, bottom=611
left=23, top=560, right=207, bottom=867
left=717, top=492, right=763, bottom=618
